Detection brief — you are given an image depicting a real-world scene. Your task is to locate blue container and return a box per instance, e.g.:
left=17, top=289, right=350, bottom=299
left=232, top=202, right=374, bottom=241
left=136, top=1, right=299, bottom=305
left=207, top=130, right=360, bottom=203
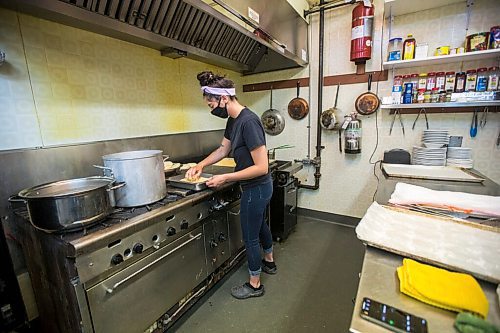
left=403, top=83, right=413, bottom=104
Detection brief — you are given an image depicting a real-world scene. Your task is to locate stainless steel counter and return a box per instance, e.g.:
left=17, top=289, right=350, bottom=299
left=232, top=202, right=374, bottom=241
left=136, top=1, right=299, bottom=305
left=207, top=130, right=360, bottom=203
left=375, top=169, right=500, bottom=204
left=351, top=171, right=500, bottom=332
left=349, top=247, right=500, bottom=333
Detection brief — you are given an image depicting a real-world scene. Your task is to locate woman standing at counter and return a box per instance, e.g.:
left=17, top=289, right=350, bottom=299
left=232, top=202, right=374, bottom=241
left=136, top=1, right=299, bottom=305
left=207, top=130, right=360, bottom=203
left=186, top=71, right=276, bottom=299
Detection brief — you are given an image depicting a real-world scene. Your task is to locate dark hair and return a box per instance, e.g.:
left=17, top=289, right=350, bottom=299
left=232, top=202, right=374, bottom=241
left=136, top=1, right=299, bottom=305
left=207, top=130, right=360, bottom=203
left=197, top=71, right=237, bottom=101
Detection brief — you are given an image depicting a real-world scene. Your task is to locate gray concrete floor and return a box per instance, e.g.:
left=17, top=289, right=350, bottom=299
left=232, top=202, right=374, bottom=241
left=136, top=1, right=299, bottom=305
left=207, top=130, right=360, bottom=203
left=171, top=214, right=366, bottom=333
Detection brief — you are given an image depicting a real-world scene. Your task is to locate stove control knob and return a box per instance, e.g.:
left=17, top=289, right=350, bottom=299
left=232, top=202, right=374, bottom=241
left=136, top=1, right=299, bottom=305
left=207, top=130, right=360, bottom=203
left=180, top=220, right=189, bottom=230
left=133, top=243, right=144, bottom=254
left=111, top=254, right=124, bottom=265
left=167, top=227, right=176, bottom=236
left=218, top=233, right=227, bottom=242
left=209, top=239, right=218, bottom=248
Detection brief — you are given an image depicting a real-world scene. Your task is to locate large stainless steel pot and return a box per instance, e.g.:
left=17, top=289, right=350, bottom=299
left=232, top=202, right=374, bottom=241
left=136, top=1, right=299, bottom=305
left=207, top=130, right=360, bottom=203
left=13, top=177, right=119, bottom=232
left=98, top=150, right=166, bottom=207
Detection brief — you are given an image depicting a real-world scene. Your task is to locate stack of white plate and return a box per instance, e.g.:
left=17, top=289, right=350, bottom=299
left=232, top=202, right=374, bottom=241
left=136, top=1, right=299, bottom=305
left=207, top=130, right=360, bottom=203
left=422, top=130, right=449, bottom=148
left=412, top=146, right=447, bottom=166
left=446, top=147, right=473, bottom=168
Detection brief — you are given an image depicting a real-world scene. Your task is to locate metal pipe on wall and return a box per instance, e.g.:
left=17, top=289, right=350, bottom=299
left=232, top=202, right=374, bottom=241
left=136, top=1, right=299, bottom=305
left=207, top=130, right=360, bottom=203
left=299, top=0, right=359, bottom=190
left=298, top=0, right=326, bottom=190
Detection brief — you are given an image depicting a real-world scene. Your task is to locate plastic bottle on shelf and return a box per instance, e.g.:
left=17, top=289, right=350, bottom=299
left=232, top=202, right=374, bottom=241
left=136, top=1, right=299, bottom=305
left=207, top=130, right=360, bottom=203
left=487, top=67, right=498, bottom=91
left=476, top=68, right=488, bottom=92
left=445, top=71, right=455, bottom=92
left=418, top=73, right=427, bottom=90
left=410, top=74, right=419, bottom=102
left=387, top=38, right=403, bottom=61
left=402, top=34, right=416, bottom=60
left=455, top=72, right=466, bottom=93
left=426, top=72, right=436, bottom=91
left=392, top=75, right=403, bottom=104
left=465, top=69, right=477, bottom=92
left=436, top=72, right=446, bottom=91
left=403, top=83, right=413, bottom=104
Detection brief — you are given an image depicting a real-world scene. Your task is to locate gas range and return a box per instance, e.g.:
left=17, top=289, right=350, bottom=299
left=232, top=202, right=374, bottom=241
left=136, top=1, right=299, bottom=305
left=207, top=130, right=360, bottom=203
left=14, top=181, right=243, bottom=332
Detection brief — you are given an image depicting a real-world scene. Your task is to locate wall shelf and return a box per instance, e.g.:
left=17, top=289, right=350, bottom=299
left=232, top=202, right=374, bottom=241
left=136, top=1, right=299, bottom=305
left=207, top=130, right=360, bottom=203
left=382, top=101, right=500, bottom=114
left=382, top=49, right=500, bottom=69
left=384, top=0, right=464, bottom=18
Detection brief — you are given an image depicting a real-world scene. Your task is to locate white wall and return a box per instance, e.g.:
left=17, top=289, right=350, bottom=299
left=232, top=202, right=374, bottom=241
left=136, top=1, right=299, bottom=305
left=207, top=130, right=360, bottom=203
left=0, top=8, right=238, bottom=150
left=241, top=0, right=500, bottom=218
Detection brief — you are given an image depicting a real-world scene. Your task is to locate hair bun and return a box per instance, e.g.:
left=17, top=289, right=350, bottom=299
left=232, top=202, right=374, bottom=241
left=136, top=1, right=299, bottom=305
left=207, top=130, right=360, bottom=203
left=197, top=71, right=217, bottom=86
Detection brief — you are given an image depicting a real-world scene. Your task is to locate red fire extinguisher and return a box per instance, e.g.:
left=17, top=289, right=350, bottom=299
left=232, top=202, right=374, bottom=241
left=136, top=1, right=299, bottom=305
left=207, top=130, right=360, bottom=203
left=350, top=1, right=375, bottom=65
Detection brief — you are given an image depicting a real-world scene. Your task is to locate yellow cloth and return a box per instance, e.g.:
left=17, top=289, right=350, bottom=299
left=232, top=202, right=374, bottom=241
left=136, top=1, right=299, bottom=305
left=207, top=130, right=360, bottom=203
left=397, top=259, right=489, bottom=319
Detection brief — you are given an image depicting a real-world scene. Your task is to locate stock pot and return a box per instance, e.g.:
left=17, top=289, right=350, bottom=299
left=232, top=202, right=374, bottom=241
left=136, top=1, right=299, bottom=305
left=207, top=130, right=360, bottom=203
left=97, top=150, right=167, bottom=207
left=12, top=177, right=119, bottom=232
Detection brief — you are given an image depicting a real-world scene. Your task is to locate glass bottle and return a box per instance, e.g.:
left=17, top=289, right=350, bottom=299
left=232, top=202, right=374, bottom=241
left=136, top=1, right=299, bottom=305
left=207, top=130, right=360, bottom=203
left=417, top=89, right=426, bottom=103
left=430, top=88, right=439, bottom=103
left=423, top=91, right=431, bottom=103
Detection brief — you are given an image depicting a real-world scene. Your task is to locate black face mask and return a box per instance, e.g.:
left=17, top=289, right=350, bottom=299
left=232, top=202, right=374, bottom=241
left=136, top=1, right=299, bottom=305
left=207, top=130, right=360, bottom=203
left=210, top=98, right=228, bottom=119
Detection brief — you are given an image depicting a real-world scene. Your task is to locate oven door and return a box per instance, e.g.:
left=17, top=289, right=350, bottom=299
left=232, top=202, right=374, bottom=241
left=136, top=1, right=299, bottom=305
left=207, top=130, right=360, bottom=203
left=86, top=226, right=205, bottom=333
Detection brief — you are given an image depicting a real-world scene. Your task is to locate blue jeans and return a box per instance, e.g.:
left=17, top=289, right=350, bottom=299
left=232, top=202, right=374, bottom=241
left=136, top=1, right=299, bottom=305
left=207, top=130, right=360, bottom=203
left=240, top=181, right=274, bottom=276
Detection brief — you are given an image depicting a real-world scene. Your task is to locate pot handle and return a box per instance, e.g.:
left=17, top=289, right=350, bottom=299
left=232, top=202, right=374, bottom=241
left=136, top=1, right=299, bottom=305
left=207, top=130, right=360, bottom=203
left=107, top=182, right=126, bottom=191
left=93, top=165, right=114, bottom=177
left=8, top=195, right=26, bottom=203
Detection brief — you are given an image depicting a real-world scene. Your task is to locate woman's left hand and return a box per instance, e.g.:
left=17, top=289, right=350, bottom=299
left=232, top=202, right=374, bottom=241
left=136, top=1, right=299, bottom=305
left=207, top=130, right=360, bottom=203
left=206, top=174, right=228, bottom=187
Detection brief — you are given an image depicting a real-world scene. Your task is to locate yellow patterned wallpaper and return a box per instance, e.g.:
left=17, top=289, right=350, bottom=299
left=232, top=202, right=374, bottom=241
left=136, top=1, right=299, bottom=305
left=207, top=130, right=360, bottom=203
left=0, top=8, right=239, bottom=150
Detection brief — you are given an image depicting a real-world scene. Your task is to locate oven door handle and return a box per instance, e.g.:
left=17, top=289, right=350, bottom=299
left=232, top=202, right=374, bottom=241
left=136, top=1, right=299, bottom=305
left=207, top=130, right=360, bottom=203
left=106, top=232, right=202, bottom=294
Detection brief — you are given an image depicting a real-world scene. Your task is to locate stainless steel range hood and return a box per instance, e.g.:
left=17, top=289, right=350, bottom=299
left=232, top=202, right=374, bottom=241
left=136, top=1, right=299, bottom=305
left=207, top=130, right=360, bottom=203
left=0, top=0, right=308, bottom=74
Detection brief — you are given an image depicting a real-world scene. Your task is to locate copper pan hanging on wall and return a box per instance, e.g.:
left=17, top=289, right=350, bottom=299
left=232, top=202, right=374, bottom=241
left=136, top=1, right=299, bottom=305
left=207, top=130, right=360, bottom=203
left=355, top=73, right=380, bottom=115
left=287, top=81, right=309, bottom=120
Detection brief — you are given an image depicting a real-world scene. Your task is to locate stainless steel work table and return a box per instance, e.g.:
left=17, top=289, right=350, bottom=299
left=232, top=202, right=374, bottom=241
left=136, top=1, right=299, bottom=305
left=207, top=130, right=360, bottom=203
left=350, top=170, right=500, bottom=332
left=349, top=247, right=500, bottom=332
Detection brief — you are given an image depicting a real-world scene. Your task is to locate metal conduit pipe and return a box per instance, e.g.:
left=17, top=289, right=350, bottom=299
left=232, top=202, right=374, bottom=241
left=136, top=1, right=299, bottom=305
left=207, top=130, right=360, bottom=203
left=298, top=0, right=326, bottom=190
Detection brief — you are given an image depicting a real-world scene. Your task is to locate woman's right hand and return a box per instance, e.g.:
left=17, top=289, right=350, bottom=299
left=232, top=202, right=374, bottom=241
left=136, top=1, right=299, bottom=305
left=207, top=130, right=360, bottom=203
left=185, top=164, right=203, bottom=180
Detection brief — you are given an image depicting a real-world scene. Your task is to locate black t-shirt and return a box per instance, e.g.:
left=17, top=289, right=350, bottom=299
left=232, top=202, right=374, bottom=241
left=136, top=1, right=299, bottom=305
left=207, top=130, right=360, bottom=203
left=224, top=108, right=271, bottom=189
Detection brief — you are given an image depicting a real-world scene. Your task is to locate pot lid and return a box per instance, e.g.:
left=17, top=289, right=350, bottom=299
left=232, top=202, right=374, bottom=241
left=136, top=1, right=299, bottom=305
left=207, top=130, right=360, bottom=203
left=18, top=177, right=115, bottom=198
left=103, top=150, right=163, bottom=161
left=261, top=109, right=285, bottom=136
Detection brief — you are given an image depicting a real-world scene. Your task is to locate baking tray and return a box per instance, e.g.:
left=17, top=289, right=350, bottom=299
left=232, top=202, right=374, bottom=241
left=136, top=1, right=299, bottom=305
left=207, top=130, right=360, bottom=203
left=166, top=173, right=213, bottom=191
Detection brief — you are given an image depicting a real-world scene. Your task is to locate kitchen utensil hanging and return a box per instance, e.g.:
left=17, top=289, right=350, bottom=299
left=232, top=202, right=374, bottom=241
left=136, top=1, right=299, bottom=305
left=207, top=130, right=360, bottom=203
left=355, top=74, right=380, bottom=115
left=470, top=109, right=478, bottom=138
left=321, top=83, right=340, bottom=130
left=261, top=87, right=285, bottom=136
left=288, top=81, right=309, bottom=120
